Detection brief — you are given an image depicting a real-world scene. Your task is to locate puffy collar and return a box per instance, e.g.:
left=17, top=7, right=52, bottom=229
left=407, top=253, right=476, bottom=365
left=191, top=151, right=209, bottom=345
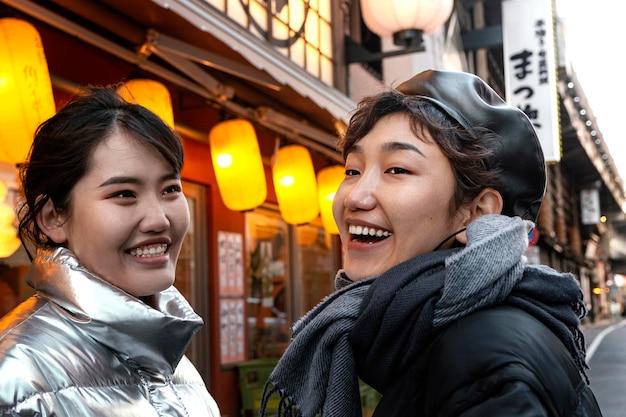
left=27, top=247, right=203, bottom=374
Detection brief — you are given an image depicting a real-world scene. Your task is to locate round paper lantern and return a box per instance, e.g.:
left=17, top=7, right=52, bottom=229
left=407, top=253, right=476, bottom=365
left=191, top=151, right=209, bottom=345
left=0, top=18, right=56, bottom=164
left=209, top=119, right=267, bottom=211
left=360, top=0, right=454, bottom=46
left=316, top=165, right=344, bottom=234
left=117, top=79, right=175, bottom=127
left=272, top=145, right=319, bottom=225
left=0, top=202, right=19, bottom=258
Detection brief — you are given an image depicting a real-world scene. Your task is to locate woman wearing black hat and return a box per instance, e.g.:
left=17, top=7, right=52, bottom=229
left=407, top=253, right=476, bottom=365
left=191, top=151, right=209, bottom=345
left=259, top=70, right=603, bottom=417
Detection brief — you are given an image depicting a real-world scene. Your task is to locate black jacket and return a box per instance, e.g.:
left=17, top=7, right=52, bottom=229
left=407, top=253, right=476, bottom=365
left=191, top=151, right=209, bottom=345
left=373, top=305, right=603, bottom=417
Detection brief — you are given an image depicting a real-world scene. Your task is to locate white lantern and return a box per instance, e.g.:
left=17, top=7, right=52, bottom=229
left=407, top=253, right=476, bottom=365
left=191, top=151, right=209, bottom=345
left=360, top=0, right=454, bottom=46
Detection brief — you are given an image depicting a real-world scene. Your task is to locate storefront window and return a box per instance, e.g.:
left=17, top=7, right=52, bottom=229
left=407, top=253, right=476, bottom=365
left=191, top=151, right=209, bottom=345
left=246, top=208, right=337, bottom=359
left=246, top=208, right=290, bottom=358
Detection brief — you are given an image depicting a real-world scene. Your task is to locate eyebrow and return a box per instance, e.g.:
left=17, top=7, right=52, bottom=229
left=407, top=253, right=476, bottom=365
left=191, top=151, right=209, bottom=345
left=349, top=141, right=426, bottom=157
left=98, top=172, right=180, bottom=188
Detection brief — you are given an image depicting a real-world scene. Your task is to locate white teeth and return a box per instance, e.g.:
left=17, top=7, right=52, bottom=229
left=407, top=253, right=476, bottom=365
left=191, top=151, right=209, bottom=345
left=348, top=224, right=391, bottom=237
left=130, top=244, right=168, bottom=257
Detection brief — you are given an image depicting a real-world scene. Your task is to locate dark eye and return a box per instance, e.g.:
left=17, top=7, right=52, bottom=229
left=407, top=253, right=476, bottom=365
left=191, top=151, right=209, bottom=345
left=110, top=190, right=135, bottom=198
left=164, top=184, right=183, bottom=195
left=345, top=169, right=360, bottom=176
left=386, top=167, right=409, bottom=174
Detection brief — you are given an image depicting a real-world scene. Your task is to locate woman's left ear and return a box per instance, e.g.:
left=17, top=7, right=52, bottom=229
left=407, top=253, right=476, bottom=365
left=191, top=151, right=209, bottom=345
left=455, top=188, right=503, bottom=245
left=36, top=198, right=68, bottom=244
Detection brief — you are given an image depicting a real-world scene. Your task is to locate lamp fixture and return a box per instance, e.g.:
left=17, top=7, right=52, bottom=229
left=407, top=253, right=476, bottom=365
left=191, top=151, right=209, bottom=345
left=347, top=0, right=454, bottom=63
left=0, top=18, right=56, bottom=165
left=116, top=79, right=175, bottom=128
left=272, top=144, right=319, bottom=225
left=209, top=119, right=267, bottom=212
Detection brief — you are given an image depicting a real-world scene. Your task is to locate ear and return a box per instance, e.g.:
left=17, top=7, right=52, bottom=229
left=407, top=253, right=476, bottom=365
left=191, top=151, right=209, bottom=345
left=454, top=188, right=503, bottom=245
left=36, top=198, right=68, bottom=244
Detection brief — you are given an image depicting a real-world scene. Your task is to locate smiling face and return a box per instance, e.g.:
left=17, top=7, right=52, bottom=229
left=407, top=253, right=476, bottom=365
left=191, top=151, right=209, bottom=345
left=333, top=113, right=470, bottom=281
left=43, top=129, right=190, bottom=297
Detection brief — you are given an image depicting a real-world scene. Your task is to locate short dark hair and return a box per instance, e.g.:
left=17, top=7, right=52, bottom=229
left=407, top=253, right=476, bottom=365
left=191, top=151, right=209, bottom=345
left=17, top=86, right=184, bottom=255
left=338, top=89, right=503, bottom=218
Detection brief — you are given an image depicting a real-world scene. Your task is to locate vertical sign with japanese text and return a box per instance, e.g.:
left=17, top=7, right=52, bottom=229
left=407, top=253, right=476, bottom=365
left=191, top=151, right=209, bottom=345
left=502, top=0, right=560, bottom=162
left=580, top=188, right=601, bottom=225
left=218, top=231, right=245, bottom=364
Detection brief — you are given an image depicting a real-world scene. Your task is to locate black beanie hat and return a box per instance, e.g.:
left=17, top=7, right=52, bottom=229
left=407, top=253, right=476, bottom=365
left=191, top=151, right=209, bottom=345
left=396, top=69, right=546, bottom=223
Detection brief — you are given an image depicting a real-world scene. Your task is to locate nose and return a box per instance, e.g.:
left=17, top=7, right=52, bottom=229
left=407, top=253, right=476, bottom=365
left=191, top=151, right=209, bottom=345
left=139, top=196, right=171, bottom=233
left=343, top=174, right=377, bottom=211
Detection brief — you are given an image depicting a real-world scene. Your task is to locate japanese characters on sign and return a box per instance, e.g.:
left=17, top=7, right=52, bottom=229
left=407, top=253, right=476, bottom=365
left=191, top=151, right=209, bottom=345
left=503, top=0, right=560, bottom=162
left=218, top=231, right=245, bottom=364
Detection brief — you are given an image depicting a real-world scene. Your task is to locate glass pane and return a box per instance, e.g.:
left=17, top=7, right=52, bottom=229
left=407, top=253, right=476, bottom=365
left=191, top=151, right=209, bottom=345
left=227, top=0, right=249, bottom=27
left=294, top=222, right=335, bottom=316
left=246, top=209, right=290, bottom=359
left=319, top=0, right=331, bottom=21
left=320, top=55, right=334, bottom=87
left=273, top=19, right=291, bottom=57
left=306, top=43, right=320, bottom=77
left=290, top=36, right=306, bottom=67
left=320, top=20, right=332, bottom=56
left=305, top=11, right=319, bottom=49
left=250, top=0, right=268, bottom=34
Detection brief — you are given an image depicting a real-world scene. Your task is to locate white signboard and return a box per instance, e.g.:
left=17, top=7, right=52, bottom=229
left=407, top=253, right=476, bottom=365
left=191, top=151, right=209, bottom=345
left=580, top=188, right=601, bottom=225
left=502, top=0, right=560, bottom=162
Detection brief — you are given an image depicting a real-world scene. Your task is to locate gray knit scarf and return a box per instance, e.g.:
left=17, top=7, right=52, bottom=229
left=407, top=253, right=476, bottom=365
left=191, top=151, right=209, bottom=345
left=259, top=215, right=587, bottom=417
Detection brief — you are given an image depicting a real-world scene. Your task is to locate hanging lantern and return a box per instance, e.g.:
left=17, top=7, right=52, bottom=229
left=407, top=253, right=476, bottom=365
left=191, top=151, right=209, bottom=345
left=0, top=202, right=19, bottom=258
left=316, top=165, right=344, bottom=235
left=272, top=144, right=319, bottom=225
left=209, top=119, right=267, bottom=211
left=116, top=79, right=175, bottom=128
left=360, top=0, right=454, bottom=46
left=0, top=18, right=56, bottom=165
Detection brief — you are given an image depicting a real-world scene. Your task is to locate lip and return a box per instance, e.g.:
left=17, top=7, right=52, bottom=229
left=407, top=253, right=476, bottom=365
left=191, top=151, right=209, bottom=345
left=344, top=219, right=392, bottom=250
left=127, top=237, right=172, bottom=251
left=126, top=237, right=172, bottom=264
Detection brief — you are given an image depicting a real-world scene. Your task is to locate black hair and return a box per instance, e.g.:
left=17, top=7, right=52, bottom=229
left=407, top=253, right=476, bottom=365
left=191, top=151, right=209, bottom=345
left=17, top=86, right=184, bottom=259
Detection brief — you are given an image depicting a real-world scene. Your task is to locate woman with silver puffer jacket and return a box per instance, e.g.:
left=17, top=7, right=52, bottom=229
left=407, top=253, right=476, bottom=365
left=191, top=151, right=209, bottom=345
left=0, top=87, right=220, bottom=416
left=0, top=248, right=220, bottom=416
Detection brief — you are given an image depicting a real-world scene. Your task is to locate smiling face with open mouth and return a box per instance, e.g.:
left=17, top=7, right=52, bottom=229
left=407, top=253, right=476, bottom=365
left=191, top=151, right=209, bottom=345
left=333, top=113, right=469, bottom=281
left=45, top=129, right=190, bottom=297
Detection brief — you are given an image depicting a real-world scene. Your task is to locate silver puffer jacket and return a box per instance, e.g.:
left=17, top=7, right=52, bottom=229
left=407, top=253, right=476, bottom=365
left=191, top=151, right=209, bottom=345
left=0, top=248, right=220, bottom=417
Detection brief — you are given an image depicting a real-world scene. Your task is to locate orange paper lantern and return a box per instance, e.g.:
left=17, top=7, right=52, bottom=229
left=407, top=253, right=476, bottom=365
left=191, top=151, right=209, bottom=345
left=317, top=165, right=344, bottom=234
left=272, top=145, right=319, bottom=225
left=117, top=79, right=175, bottom=128
left=209, top=119, right=267, bottom=211
left=0, top=18, right=56, bottom=164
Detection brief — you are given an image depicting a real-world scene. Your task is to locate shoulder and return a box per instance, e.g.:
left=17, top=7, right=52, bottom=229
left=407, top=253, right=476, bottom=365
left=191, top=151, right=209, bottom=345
left=173, top=356, right=221, bottom=416
left=0, top=298, right=124, bottom=405
left=425, top=305, right=583, bottom=415
left=430, top=306, right=579, bottom=382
